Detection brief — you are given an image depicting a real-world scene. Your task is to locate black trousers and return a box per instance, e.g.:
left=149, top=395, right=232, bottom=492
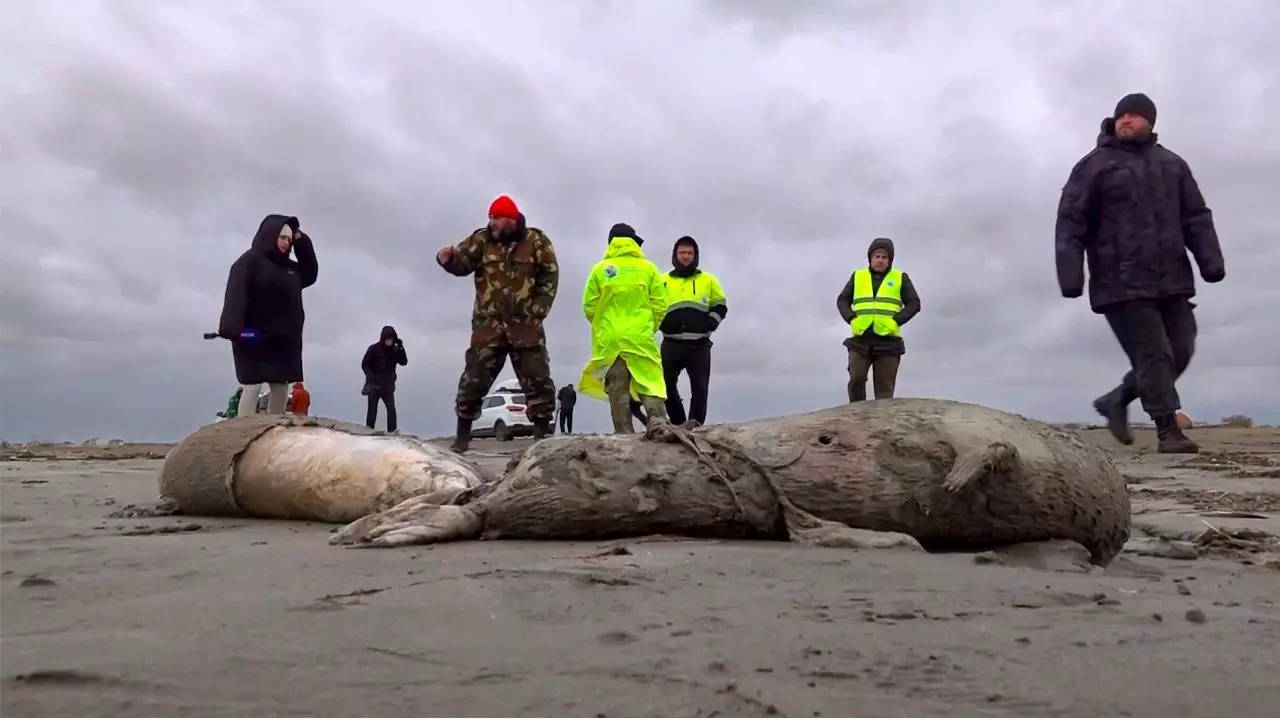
left=662, top=339, right=712, bottom=426
left=366, top=389, right=397, bottom=432
left=1101, top=297, right=1197, bottom=420
left=558, top=406, right=574, bottom=434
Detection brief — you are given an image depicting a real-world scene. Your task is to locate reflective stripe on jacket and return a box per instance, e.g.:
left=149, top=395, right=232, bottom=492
left=850, top=267, right=903, bottom=338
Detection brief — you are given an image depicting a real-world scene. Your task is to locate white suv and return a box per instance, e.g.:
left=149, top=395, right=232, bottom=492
left=472, top=379, right=534, bottom=441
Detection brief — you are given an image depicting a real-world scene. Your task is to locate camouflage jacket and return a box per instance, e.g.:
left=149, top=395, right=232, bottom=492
left=440, top=217, right=559, bottom=348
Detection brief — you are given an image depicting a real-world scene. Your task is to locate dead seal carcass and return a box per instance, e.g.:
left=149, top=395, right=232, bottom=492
left=148, top=415, right=484, bottom=522
left=332, top=398, right=1132, bottom=565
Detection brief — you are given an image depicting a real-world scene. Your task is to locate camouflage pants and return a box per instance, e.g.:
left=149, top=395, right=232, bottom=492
left=604, top=357, right=667, bottom=434
left=456, top=344, right=555, bottom=423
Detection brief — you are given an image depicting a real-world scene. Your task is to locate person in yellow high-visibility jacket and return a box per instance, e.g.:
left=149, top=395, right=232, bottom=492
left=579, top=223, right=670, bottom=434
left=835, top=237, right=921, bottom=401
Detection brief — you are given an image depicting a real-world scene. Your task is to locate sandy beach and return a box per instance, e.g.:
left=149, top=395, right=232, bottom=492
left=2, top=426, right=1278, bottom=716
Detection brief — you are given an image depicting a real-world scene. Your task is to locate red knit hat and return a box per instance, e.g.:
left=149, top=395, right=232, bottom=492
left=488, top=195, right=519, bottom=220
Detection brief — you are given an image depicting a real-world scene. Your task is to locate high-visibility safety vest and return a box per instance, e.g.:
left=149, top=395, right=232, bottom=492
left=850, top=267, right=904, bottom=338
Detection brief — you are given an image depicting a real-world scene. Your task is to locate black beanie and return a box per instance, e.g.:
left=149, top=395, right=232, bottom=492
left=608, top=222, right=643, bottom=246
left=1114, top=93, right=1156, bottom=127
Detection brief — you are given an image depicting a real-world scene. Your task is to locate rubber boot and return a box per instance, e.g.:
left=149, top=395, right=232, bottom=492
left=605, top=359, right=636, bottom=434
left=1093, top=393, right=1134, bottom=445
left=449, top=417, right=472, bottom=454
left=1155, top=414, right=1199, bottom=454
left=640, top=395, right=672, bottom=439
left=533, top=419, right=552, bottom=440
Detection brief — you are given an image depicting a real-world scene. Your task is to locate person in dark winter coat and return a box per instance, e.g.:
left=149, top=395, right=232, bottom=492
left=557, top=383, right=576, bottom=434
left=1056, top=92, right=1225, bottom=454
left=362, top=325, right=408, bottom=433
left=836, top=237, right=921, bottom=401
left=218, top=214, right=318, bottom=417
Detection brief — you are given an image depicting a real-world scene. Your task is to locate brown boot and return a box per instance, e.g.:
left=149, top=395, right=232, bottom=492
left=1156, top=415, right=1199, bottom=454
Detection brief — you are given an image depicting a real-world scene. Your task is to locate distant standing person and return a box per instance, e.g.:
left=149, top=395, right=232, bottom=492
left=659, top=235, right=727, bottom=428
left=362, top=326, right=408, bottom=433
left=289, top=382, right=311, bottom=416
left=836, top=237, right=920, bottom=402
left=1056, top=92, right=1225, bottom=454
left=218, top=214, right=318, bottom=417
left=557, top=383, right=577, bottom=434
left=437, top=195, right=559, bottom=452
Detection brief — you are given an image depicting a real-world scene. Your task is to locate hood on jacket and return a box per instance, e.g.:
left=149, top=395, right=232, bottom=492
left=252, top=214, right=300, bottom=257
left=608, top=222, right=644, bottom=246
left=380, top=325, right=399, bottom=342
left=867, top=237, right=895, bottom=267
left=1097, top=117, right=1158, bottom=150
left=604, top=235, right=646, bottom=259
left=292, top=382, right=305, bottom=390
left=670, top=235, right=700, bottom=276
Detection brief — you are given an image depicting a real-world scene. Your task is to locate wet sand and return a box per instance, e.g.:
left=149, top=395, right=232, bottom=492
left=3, top=428, right=1278, bottom=716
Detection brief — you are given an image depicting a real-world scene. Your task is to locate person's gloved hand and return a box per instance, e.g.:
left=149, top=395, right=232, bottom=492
left=1201, top=265, right=1225, bottom=283
left=1060, top=285, right=1084, bottom=298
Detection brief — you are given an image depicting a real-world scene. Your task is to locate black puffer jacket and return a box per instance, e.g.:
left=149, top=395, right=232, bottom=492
left=362, top=325, right=408, bottom=392
left=218, top=214, right=318, bottom=384
left=1055, top=118, right=1225, bottom=312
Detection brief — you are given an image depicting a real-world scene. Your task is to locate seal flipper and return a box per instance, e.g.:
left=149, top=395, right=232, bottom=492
left=330, top=495, right=483, bottom=547
left=942, top=441, right=1020, bottom=493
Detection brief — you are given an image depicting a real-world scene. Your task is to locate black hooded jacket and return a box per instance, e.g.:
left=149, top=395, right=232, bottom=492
left=218, top=214, right=318, bottom=384
left=1055, top=117, right=1224, bottom=312
left=362, top=325, right=408, bottom=392
left=836, top=237, right=921, bottom=355
left=658, top=236, right=729, bottom=341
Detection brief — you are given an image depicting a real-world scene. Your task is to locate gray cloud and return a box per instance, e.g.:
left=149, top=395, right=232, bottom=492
left=2, top=0, right=1277, bottom=442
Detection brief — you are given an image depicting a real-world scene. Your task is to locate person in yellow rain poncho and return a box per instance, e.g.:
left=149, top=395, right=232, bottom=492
left=579, top=223, right=671, bottom=434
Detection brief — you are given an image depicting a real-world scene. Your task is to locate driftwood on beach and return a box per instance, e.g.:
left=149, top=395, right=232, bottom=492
left=332, top=398, right=1132, bottom=565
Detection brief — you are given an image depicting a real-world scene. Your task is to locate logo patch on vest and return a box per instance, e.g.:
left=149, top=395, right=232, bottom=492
left=886, top=280, right=895, bottom=287
left=604, top=265, right=617, bottom=278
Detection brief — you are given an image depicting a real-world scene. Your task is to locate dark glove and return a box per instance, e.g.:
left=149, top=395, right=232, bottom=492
left=1060, top=286, right=1084, bottom=299
left=1201, top=266, right=1225, bottom=283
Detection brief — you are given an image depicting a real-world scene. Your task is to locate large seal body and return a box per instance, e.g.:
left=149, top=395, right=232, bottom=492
left=159, top=415, right=484, bottom=523
left=333, top=399, right=1132, bottom=565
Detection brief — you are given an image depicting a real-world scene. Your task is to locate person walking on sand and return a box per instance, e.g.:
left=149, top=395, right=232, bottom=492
left=1056, top=92, right=1225, bottom=454
left=579, top=223, right=670, bottom=434
left=218, top=214, right=318, bottom=417
left=362, top=325, right=408, bottom=432
left=288, top=382, right=311, bottom=416
left=659, top=235, right=728, bottom=428
left=437, top=195, right=559, bottom=452
left=557, top=383, right=577, bottom=434
left=836, top=237, right=921, bottom=402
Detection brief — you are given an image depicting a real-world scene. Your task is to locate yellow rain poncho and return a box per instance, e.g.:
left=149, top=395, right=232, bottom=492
left=578, top=236, right=669, bottom=401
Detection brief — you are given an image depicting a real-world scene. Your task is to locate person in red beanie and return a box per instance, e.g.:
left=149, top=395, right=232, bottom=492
left=436, top=195, right=560, bottom=452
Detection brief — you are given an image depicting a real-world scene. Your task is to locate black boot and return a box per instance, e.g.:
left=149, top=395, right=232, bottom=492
left=449, top=417, right=472, bottom=454
left=1093, top=393, right=1134, bottom=446
left=533, top=419, right=552, bottom=440
left=1155, top=414, right=1199, bottom=454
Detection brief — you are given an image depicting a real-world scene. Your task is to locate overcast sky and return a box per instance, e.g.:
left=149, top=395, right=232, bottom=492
left=2, top=0, right=1277, bottom=442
